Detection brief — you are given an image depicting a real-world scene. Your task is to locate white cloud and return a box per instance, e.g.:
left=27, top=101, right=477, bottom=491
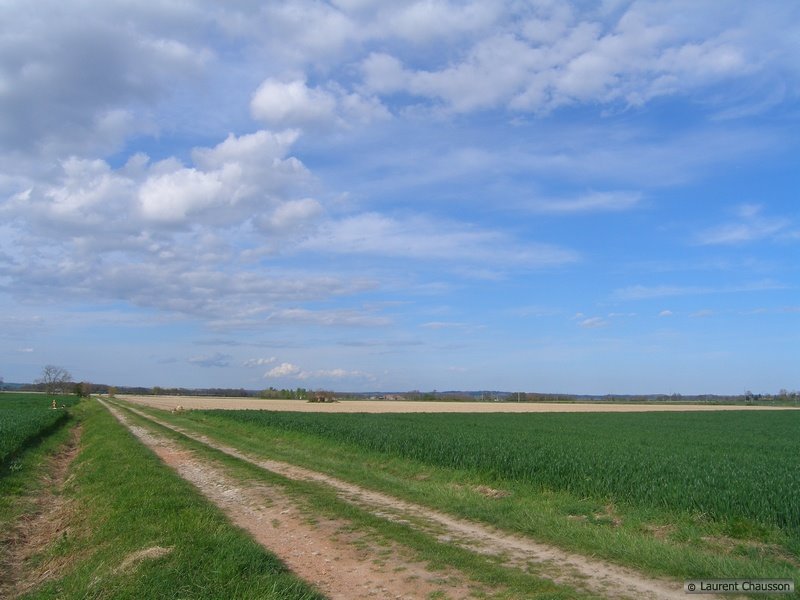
left=308, top=368, right=373, bottom=380
left=658, top=310, right=673, bottom=317
left=259, top=198, right=323, bottom=233
left=421, top=321, right=468, bottom=330
left=579, top=316, right=608, bottom=329
left=7, top=129, right=312, bottom=233
left=250, top=78, right=389, bottom=130
left=300, top=213, right=578, bottom=268
left=251, top=79, right=338, bottom=128
left=524, top=191, right=642, bottom=214
left=243, top=357, right=277, bottom=367
left=614, top=280, right=786, bottom=301
left=266, top=308, right=390, bottom=327
left=265, top=362, right=301, bottom=378
left=353, top=3, right=791, bottom=116
left=696, top=204, right=791, bottom=245
left=139, top=166, right=229, bottom=223
left=0, top=1, right=213, bottom=164
left=262, top=361, right=373, bottom=381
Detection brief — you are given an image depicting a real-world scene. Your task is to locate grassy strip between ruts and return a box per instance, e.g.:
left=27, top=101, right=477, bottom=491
left=122, top=402, right=799, bottom=596
left=17, top=399, right=323, bottom=600
left=116, top=401, right=599, bottom=600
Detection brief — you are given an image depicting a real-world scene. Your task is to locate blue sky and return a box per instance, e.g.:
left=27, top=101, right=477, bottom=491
left=1, top=1, right=798, bottom=394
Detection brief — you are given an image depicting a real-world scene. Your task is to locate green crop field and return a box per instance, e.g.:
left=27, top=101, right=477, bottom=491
left=206, top=409, right=800, bottom=534
left=0, top=393, right=78, bottom=465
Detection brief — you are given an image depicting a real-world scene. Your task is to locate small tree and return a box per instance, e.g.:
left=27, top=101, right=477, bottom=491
left=74, top=381, right=91, bottom=397
left=37, top=365, right=73, bottom=396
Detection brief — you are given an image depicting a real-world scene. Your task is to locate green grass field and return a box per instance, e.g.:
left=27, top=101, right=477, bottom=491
left=0, top=393, right=78, bottom=465
left=204, top=410, right=800, bottom=533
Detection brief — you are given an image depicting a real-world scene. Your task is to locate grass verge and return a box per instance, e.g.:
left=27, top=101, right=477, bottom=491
left=124, top=402, right=799, bottom=593
left=17, top=399, right=323, bottom=600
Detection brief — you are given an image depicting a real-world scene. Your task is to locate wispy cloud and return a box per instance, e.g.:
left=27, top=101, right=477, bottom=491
left=243, top=357, right=277, bottom=368
left=524, top=191, right=642, bottom=214
left=578, top=317, right=608, bottom=329
left=613, top=280, right=786, bottom=301
left=188, top=353, right=232, bottom=368
left=299, top=213, right=579, bottom=268
left=695, top=204, right=792, bottom=245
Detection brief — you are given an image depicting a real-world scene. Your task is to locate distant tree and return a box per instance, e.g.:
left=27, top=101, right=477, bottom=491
left=37, top=365, right=73, bottom=395
left=108, top=386, right=118, bottom=398
left=73, top=381, right=91, bottom=397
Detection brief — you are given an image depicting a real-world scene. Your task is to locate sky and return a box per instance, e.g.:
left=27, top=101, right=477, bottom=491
left=1, top=1, right=798, bottom=394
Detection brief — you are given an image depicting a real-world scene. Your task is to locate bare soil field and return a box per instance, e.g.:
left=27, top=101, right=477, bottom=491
left=121, top=394, right=798, bottom=413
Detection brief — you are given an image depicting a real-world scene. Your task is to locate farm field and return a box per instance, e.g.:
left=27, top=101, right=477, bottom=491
left=119, top=399, right=800, bottom=598
left=200, top=409, right=800, bottom=531
left=5, top=393, right=799, bottom=599
left=0, top=393, right=78, bottom=464
left=121, top=393, right=800, bottom=413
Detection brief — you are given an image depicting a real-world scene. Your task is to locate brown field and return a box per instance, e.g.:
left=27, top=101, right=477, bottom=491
left=120, top=395, right=798, bottom=413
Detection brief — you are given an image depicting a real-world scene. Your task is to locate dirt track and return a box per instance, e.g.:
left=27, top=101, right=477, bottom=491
left=108, top=399, right=711, bottom=600
left=121, top=394, right=797, bottom=413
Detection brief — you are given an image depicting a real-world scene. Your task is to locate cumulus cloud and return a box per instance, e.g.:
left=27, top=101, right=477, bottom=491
left=251, top=79, right=338, bottom=127
left=264, top=362, right=301, bottom=378
left=355, top=2, right=787, bottom=116
left=0, top=1, right=213, bottom=165
left=263, top=361, right=373, bottom=381
left=6, top=129, right=310, bottom=234
left=250, top=78, right=389, bottom=130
